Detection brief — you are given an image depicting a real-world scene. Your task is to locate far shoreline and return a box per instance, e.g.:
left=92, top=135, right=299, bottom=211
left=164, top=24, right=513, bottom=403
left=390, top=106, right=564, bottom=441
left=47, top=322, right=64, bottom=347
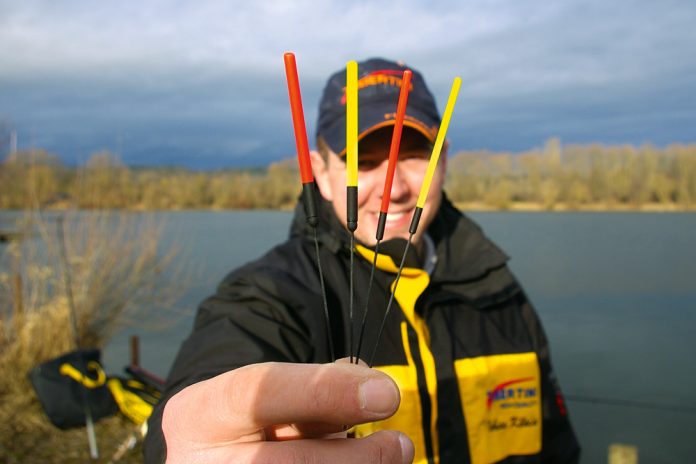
left=2, top=201, right=696, bottom=214
left=453, top=201, right=696, bottom=212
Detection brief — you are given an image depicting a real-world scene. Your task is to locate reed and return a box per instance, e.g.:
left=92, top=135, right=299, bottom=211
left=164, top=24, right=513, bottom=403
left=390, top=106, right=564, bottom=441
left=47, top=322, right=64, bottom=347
left=0, top=209, right=184, bottom=462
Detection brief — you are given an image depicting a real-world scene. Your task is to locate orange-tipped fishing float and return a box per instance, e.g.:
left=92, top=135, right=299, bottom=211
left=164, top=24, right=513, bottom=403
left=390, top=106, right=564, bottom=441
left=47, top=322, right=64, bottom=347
left=379, top=70, right=414, bottom=226
left=354, top=69, right=413, bottom=364
left=369, top=76, right=462, bottom=367
left=283, top=52, right=334, bottom=361
left=284, top=52, right=318, bottom=225
left=346, top=60, right=358, bottom=363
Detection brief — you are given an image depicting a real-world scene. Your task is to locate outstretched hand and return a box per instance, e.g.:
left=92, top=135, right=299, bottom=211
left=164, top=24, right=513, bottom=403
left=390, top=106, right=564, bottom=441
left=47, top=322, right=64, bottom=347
left=161, top=360, right=413, bottom=463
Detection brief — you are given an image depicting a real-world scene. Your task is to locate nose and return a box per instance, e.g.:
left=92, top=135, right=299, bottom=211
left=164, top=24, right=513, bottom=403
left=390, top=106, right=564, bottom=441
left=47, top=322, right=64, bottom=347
left=387, top=162, right=410, bottom=205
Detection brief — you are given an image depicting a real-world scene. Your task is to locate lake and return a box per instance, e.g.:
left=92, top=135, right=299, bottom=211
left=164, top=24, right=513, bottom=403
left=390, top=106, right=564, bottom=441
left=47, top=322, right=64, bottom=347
left=4, top=210, right=696, bottom=463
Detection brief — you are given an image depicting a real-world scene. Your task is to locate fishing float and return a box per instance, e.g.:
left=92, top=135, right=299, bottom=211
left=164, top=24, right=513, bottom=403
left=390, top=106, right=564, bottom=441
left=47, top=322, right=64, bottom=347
left=354, top=69, right=413, bottom=364
left=369, top=76, right=462, bottom=367
left=283, top=52, right=335, bottom=362
left=346, top=60, right=358, bottom=363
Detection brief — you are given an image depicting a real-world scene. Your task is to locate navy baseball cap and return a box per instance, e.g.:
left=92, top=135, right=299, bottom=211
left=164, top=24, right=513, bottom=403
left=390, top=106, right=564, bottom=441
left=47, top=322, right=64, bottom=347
left=316, top=58, right=442, bottom=156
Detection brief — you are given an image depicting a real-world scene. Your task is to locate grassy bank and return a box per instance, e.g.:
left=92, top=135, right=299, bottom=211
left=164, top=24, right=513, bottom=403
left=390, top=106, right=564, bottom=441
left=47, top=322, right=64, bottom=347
left=454, top=201, right=696, bottom=212
left=1, top=414, right=143, bottom=463
left=2, top=139, right=696, bottom=211
left=0, top=210, right=183, bottom=462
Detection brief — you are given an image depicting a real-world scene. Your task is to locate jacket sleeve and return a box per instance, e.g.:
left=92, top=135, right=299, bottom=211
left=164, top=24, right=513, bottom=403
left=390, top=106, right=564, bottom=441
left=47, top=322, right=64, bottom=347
left=142, top=258, right=330, bottom=463
left=519, top=295, right=581, bottom=464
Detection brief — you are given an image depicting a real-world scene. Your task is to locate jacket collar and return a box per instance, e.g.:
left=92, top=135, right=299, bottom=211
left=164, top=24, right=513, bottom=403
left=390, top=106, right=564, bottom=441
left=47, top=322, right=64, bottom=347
left=288, top=187, right=509, bottom=284
left=427, top=195, right=509, bottom=283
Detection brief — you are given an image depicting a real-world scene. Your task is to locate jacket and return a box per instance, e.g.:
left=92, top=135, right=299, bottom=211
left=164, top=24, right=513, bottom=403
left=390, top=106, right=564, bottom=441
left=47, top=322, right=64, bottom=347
left=144, top=193, right=580, bottom=463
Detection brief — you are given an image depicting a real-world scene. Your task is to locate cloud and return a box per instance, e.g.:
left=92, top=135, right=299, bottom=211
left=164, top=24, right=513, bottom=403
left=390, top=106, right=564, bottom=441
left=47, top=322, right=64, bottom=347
left=1, top=0, right=695, bottom=167
left=0, top=0, right=531, bottom=76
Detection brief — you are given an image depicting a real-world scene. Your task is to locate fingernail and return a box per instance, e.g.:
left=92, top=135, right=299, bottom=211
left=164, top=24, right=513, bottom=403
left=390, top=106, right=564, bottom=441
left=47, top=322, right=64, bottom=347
left=399, top=433, right=414, bottom=464
left=359, top=378, right=398, bottom=414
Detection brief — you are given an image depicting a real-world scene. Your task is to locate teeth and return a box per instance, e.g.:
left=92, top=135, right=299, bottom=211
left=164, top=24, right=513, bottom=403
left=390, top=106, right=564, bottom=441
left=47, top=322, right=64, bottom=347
left=385, top=212, right=405, bottom=223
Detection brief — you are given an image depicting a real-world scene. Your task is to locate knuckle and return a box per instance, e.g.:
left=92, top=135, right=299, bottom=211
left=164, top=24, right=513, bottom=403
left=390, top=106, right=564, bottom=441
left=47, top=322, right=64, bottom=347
left=219, top=365, right=262, bottom=422
left=162, top=386, right=189, bottom=433
left=161, top=387, right=196, bottom=453
left=221, top=372, right=244, bottom=416
left=367, top=432, right=402, bottom=464
left=306, top=365, right=347, bottom=416
left=161, top=400, right=176, bottom=438
left=296, top=449, right=315, bottom=464
left=274, top=447, right=313, bottom=464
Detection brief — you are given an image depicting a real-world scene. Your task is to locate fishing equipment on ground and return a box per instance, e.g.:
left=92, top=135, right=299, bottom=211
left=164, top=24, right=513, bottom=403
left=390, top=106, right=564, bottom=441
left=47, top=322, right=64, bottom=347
left=28, top=349, right=118, bottom=430
left=354, top=69, right=413, bottom=364
left=106, top=377, right=162, bottom=425
left=125, top=364, right=166, bottom=393
left=284, top=52, right=335, bottom=362
left=346, top=60, right=358, bottom=363
left=368, top=76, right=462, bottom=367
left=28, top=349, right=162, bottom=428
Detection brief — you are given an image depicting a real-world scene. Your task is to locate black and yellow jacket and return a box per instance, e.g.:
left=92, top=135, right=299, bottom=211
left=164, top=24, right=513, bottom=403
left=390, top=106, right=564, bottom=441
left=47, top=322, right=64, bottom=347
left=144, top=193, right=580, bottom=463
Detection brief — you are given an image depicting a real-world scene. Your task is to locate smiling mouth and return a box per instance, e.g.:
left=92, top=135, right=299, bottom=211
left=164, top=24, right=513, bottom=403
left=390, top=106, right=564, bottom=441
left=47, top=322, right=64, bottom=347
left=385, top=211, right=407, bottom=223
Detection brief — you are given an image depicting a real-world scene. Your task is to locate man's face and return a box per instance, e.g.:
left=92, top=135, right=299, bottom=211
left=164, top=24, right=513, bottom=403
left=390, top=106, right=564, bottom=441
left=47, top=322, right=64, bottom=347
left=311, top=127, right=446, bottom=247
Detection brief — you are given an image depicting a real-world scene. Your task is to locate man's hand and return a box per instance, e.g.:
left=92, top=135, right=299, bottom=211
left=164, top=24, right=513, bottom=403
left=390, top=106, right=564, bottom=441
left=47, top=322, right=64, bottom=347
left=162, top=361, right=414, bottom=463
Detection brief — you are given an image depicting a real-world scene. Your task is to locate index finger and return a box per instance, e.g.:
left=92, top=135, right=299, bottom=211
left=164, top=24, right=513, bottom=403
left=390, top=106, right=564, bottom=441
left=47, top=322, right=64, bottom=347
left=163, top=361, right=400, bottom=443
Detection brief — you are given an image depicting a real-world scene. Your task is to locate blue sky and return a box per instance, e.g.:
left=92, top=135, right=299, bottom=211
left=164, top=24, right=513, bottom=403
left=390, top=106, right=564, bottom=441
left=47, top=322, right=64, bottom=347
left=1, top=0, right=695, bottom=168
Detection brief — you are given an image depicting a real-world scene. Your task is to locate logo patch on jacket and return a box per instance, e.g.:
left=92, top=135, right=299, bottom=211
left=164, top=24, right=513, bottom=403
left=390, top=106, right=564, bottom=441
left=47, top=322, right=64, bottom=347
left=487, top=377, right=537, bottom=410
left=454, top=353, right=542, bottom=464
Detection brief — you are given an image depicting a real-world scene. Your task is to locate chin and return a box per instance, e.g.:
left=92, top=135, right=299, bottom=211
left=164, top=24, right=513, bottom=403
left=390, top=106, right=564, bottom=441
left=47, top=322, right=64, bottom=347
left=354, top=210, right=418, bottom=245
left=381, top=229, right=412, bottom=242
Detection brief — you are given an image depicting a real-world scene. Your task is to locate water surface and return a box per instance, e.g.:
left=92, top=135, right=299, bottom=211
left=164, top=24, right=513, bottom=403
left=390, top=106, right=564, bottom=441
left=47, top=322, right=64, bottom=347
left=4, top=210, right=695, bottom=462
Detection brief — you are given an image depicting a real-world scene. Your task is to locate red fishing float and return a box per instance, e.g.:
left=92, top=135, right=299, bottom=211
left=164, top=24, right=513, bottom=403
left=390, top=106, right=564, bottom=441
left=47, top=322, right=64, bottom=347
left=283, top=52, right=332, bottom=361
left=283, top=52, right=319, bottom=227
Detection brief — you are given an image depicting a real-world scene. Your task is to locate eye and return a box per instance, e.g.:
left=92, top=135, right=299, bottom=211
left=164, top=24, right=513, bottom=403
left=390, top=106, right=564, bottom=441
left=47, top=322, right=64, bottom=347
left=358, top=158, right=384, bottom=171
left=399, top=150, right=430, bottom=161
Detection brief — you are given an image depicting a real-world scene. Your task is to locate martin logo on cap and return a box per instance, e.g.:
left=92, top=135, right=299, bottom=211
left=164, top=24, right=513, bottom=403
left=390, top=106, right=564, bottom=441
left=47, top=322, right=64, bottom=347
left=339, top=69, right=410, bottom=105
left=316, top=58, right=442, bottom=156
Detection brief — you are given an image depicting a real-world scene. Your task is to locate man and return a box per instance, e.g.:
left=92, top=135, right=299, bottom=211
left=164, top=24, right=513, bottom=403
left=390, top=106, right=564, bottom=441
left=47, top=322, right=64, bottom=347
left=144, top=58, right=580, bottom=463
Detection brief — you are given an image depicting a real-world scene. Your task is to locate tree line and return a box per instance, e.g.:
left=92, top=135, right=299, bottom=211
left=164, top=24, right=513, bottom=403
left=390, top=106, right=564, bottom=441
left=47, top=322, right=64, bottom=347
left=2, top=138, right=696, bottom=210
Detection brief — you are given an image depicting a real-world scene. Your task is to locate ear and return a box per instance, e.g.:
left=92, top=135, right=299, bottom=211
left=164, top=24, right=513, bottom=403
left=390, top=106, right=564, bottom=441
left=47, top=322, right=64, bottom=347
left=310, top=150, right=334, bottom=200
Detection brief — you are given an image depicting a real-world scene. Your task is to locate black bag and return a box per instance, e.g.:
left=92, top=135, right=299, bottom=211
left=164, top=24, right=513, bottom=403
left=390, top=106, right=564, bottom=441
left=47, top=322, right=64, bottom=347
left=28, top=349, right=118, bottom=429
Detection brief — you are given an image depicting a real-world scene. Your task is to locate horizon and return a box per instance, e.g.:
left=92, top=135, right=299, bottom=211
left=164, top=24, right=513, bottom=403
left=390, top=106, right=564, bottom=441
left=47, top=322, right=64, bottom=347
left=1, top=1, right=696, bottom=169
left=7, top=137, right=695, bottom=172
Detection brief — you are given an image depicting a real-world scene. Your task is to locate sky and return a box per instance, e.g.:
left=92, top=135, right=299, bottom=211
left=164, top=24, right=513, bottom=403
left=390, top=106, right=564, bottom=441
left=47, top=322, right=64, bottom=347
left=1, top=0, right=695, bottom=169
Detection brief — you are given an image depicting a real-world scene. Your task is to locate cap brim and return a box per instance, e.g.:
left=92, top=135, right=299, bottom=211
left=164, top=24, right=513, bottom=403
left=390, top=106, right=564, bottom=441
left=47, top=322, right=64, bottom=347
left=322, top=103, right=440, bottom=157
